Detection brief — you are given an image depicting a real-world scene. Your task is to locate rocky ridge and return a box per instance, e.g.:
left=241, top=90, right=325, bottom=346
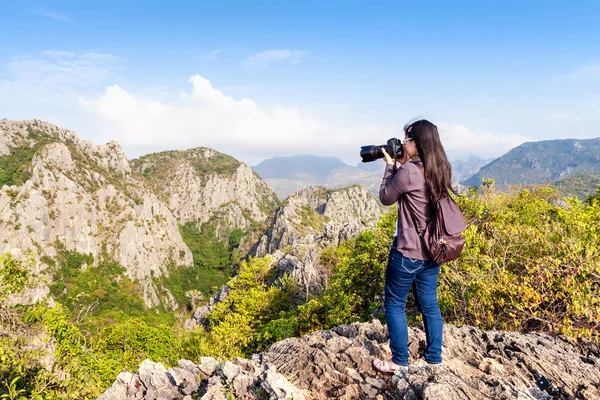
left=186, top=185, right=384, bottom=328
left=131, top=148, right=279, bottom=241
left=100, top=320, right=600, bottom=399
left=0, top=119, right=193, bottom=307
left=462, top=138, right=600, bottom=189
left=254, top=185, right=383, bottom=293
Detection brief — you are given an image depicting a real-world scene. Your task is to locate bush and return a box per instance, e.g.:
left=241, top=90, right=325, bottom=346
left=181, top=257, right=300, bottom=360
left=439, top=185, right=600, bottom=338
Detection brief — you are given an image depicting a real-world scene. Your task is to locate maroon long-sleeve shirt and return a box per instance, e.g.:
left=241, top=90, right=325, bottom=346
left=379, top=156, right=431, bottom=260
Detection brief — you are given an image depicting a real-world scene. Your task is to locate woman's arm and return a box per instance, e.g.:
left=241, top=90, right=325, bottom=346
left=379, top=154, right=419, bottom=205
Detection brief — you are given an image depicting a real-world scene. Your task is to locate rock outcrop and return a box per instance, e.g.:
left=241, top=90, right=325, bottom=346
left=131, top=148, right=279, bottom=241
left=253, top=185, right=384, bottom=294
left=99, top=320, right=600, bottom=399
left=185, top=185, right=385, bottom=328
left=0, top=119, right=193, bottom=307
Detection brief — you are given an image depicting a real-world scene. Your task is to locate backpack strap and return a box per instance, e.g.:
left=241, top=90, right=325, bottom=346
left=406, top=161, right=427, bottom=237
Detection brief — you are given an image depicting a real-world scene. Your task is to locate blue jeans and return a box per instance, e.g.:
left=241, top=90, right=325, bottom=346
left=384, top=245, right=443, bottom=366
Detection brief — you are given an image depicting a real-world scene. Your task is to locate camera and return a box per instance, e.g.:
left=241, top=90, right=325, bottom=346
left=360, top=138, right=407, bottom=163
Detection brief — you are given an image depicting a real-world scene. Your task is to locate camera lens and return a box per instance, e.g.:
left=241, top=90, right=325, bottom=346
left=360, top=145, right=384, bottom=163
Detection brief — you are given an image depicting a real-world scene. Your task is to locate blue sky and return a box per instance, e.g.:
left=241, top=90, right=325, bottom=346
left=1, top=0, right=599, bottom=165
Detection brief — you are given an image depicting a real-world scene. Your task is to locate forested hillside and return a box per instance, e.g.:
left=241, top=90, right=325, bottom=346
left=463, top=137, right=600, bottom=189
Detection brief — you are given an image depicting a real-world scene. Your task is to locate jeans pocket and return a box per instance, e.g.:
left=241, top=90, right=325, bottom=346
left=401, top=256, right=425, bottom=273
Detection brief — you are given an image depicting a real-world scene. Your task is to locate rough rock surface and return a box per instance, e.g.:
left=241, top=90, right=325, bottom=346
left=253, top=185, right=384, bottom=293
left=255, top=185, right=383, bottom=256
left=0, top=119, right=193, bottom=307
left=130, top=148, right=279, bottom=240
left=99, top=356, right=305, bottom=400
left=100, top=321, right=600, bottom=399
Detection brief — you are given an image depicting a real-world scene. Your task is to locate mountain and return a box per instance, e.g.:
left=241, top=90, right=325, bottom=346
left=186, top=184, right=385, bottom=328
left=551, top=173, right=600, bottom=200
left=131, top=148, right=279, bottom=241
left=0, top=120, right=277, bottom=309
left=0, top=119, right=192, bottom=307
left=1, top=119, right=382, bottom=313
left=253, top=155, right=348, bottom=180
left=254, top=155, right=491, bottom=200
left=253, top=155, right=387, bottom=199
left=462, top=138, right=600, bottom=189
left=451, top=154, right=494, bottom=182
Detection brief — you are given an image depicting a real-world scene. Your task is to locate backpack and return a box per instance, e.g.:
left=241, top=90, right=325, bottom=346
left=413, top=163, right=467, bottom=264
left=419, top=196, right=467, bottom=264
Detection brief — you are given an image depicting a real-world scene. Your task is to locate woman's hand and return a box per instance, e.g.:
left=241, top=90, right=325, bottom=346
left=381, top=148, right=394, bottom=166
left=382, top=147, right=409, bottom=166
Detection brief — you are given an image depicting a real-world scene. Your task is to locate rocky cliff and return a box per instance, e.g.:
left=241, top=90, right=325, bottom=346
left=99, top=320, right=600, bottom=399
left=253, top=185, right=384, bottom=295
left=0, top=119, right=193, bottom=306
left=131, top=148, right=279, bottom=241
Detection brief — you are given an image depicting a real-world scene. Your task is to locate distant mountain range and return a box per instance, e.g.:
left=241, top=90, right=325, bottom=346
left=252, top=155, right=348, bottom=180
left=462, top=138, right=600, bottom=189
left=254, top=138, right=600, bottom=200
left=252, top=154, right=492, bottom=199
left=451, top=155, right=495, bottom=182
left=252, top=155, right=385, bottom=199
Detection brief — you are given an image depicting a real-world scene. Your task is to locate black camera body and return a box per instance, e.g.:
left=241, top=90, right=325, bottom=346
left=360, top=138, right=406, bottom=163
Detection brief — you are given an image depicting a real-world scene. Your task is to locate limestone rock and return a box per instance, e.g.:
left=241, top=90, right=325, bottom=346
left=130, top=148, right=279, bottom=241
left=252, top=185, right=384, bottom=294
left=100, top=321, right=600, bottom=399
left=100, top=320, right=600, bottom=399
left=0, top=119, right=193, bottom=307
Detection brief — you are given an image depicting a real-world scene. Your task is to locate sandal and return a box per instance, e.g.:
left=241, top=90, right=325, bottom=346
left=373, top=359, right=405, bottom=374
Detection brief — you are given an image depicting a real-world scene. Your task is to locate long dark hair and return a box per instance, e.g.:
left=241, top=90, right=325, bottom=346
left=405, top=119, right=453, bottom=202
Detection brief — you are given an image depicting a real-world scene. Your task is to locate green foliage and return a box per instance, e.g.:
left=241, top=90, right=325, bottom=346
left=587, top=185, right=600, bottom=205
left=160, top=221, right=236, bottom=308
left=0, top=337, right=59, bottom=400
left=179, top=222, right=234, bottom=271
left=49, top=249, right=150, bottom=331
left=0, top=129, right=55, bottom=187
left=191, top=153, right=240, bottom=177
left=19, top=303, right=182, bottom=399
left=94, top=318, right=181, bottom=378
left=551, top=173, right=600, bottom=200
left=0, top=254, right=35, bottom=298
left=182, top=257, right=300, bottom=360
left=298, top=204, right=328, bottom=233
left=247, top=184, right=600, bottom=346
left=25, top=304, right=181, bottom=399
left=157, top=262, right=229, bottom=311
left=439, top=185, right=600, bottom=338
left=131, top=148, right=242, bottom=187
left=263, top=210, right=396, bottom=337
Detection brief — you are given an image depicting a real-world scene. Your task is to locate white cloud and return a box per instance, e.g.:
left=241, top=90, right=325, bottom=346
left=437, top=123, right=530, bottom=160
left=79, top=75, right=530, bottom=165
left=0, top=52, right=532, bottom=165
left=0, top=51, right=121, bottom=123
left=79, top=74, right=382, bottom=164
left=241, top=49, right=308, bottom=69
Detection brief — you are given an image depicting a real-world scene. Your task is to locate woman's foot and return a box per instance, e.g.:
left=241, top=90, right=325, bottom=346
left=372, top=359, right=408, bottom=374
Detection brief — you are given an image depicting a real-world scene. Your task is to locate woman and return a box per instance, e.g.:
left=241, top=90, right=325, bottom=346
left=372, top=119, right=453, bottom=374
